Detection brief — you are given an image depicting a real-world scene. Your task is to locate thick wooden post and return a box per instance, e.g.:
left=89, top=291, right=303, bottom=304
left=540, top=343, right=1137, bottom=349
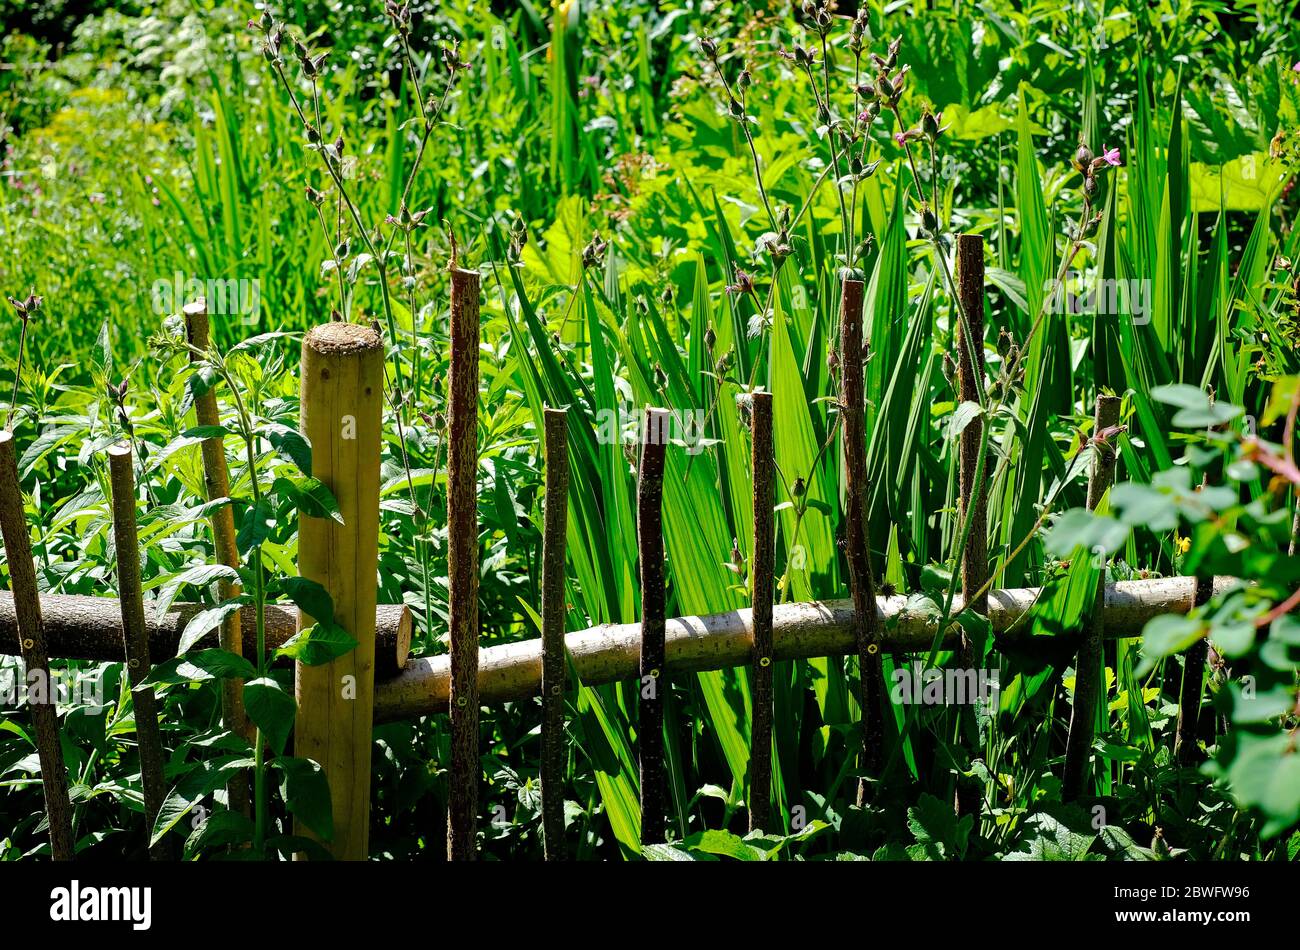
left=183, top=301, right=251, bottom=817
left=1062, top=393, right=1123, bottom=801
left=294, top=323, right=384, bottom=859
left=748, top=391, right=775, bottom=832
left=107, top=444, right=169, bottom=860
left=954, top=234, right=988, bottom=820
left=447, top=264, right=482, bottom=861
left=0, top=430, right=74, bottom=860
left=541, top=407, right=569, bottom=860
left=838, top=278, right=886, bottom=805
left=637, top=406, right=669, bottom=845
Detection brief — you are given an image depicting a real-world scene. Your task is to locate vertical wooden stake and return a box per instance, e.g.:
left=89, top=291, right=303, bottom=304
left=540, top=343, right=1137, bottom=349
left=637, top=406, right=669, bottom=846
left=955, top=234, right=989, bottom=630
left=447, top=264, right=482, bottom=861
left=954, top=234, right=988, bottom=820
left=295, top=323, right=384, bottom=860
left=107, top=444, right=169, bottom=860
left=1062, top=393, right=1123, bottom=801
left=748, top=391, right=775, bottom=833
left=541, top=407, right=570, bottom=860
left=183, top=301, right=251, bottom=818
left=838, top=278, right=886, bottom=805
left=1176, top=470, right=1216, bottom=766
left=0, top=430, right=74, bottom=860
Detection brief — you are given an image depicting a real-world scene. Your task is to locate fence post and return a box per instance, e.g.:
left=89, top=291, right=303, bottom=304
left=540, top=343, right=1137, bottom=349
left=748, top=391, right=775, bottom=833
left=1062, top=392, right=1122, bottom=801
left=1176, top=466, right=1217, bottom=765
left=637, top=406, right=669, bottom=845
left=183, top=301, right=251, bottom=817
left=0, top=430, right=74, bottom=860
left=294, top=323, right=384, bottom=859
left=954, top=233, right=988, bottom=820
left=447, top=264, right=482, bottom=861
left=541, top=407, right=569, bottom=860
left=107, top=444, right=169, bottom=860
left=838, top=277, right=886, bottom=805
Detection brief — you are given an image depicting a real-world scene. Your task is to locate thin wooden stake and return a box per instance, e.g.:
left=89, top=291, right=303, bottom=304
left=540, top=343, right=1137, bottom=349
left=954, top=234, right=988, bottom=820
left=1175, top=575, right=1213, bottom=766
left=541, top=407, right=570, bottom=860
left=447, top=264, right=482, bottom=861
left=107, top=443, right=169, bottom=860
left=637, top=406, right=670, bottom=845
left=955, top=234, right=989, bottom=630
left=295, top=323, right=384, bottom=860
left=838, top=277, right=886, bottom=805
left=1175, top=471, right=1216, bottom=766
left=183, top=301, right=251, bottom=817
left=0, top=430, right=74, bottom=860
left=1062, top=393, right=1123, bottom=801
left=748, top=391, right=775, bottom=833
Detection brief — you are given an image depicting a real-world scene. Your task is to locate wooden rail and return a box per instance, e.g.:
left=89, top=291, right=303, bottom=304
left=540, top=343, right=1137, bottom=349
left=373, top=576, right=1235, bottom=722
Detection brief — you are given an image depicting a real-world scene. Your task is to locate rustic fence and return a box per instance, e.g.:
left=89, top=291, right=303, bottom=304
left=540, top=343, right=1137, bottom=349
left=0, top=235, right=1224, bottom=861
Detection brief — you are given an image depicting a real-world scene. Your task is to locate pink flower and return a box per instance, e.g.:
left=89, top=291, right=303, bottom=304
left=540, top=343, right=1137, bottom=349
left=1293, top=62, right=1300, bottom=72
left=1101, top=145, right=1122, bottom=166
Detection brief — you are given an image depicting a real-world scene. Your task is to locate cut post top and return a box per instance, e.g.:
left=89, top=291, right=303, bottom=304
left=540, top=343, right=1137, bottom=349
left=305, top=322, right=383, bottom=356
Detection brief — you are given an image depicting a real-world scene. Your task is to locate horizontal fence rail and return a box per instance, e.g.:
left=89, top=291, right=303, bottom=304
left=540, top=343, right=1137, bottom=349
left=0, top=593, right=412, bottom=677
left=373, top=576, right=1234, bottom=722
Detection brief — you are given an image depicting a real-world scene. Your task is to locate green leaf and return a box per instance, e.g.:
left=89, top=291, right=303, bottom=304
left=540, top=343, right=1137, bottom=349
left=185, top=808, right=255, bottom=858
left=278, top=576, right=335, bottom=623
left=237, top=497, right=275, bottom=553
left=151, top=756, right=255, bottom=847
left=143, top=648, right=256, bottom=686
left=274, top=476, right=344, bottom=524
left=273, top=756, right=333, bottom=842
left=177, top=597, right=250, bottom=654
left=276, top=622, right=358, bottom=666
left=263, top=422, right=313, bottom=477
left=244, top=677, right=296, bottom=755
left=1137, top=614, right=1204, bottom=676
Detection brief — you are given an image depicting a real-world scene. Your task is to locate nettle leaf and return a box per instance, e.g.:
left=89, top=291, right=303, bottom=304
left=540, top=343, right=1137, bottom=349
left=185, top=808, right=255, bottom=858
left=237, top=497, right=275, bottom=554
left=278, top=576, right=334, bottom=623
left=262, top=422, right=313, bottom=477
left=907, top=792, right=972, bottom=859
left=177, top=596, right=251, bottom=654
left=151, top=755, right=255, bottom=847
left=143, top=648, right=257, bottom=686
left=273, top=756, right=333, bottom=842
left=273, top=476, right=344, bottom=524
left=181, top=424, right=231, bottom=440
left=155, top=563, right=241, bottom=616
left=186, top=362, right=222, bottom=401
left=678, top=829, right=766, bottom=861
left=244, top=677, right=296, bottom=755
left=276, top=622, right=358, bottom=666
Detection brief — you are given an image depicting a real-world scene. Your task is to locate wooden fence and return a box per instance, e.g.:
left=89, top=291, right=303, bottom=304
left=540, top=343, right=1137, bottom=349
left=0, top=235, right=1225, bottom=861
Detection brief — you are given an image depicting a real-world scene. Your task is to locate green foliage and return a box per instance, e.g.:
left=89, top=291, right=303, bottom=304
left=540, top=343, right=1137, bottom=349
left=0, top=0, right=1297, bottom=861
